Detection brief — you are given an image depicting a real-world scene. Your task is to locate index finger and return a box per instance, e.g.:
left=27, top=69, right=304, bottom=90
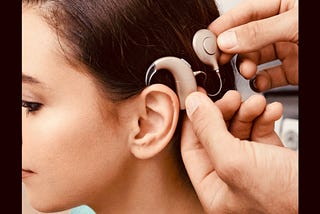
left=209, top=0, right=286, bottom=35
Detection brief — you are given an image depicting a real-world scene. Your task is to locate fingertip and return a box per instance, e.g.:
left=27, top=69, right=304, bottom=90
left=266, top=102, right=283, bottom=120
left=255, top=101, right=283, bottom=125
left=237, top=94, right=266, bottom=121
left=239, top=60, right=258, bottom=79
left=218, top=90, right=242, bottom=109
left=208, top=21, right=219, bottom=35
left=251, top=72, right=272, bottom=92
left=185, top=92, right=202, bottom=119
left=217, top=30, right=238, bottom=51
left=197, top=86, right=207, bottom=94
left=215, top=90, right=241, bottom=121
left=224, top=90, right=242, bottom=102
left=218, top=53, right=234, bottom=65
left=185, top=92, right=226, bottom=132
left=247, top=94, right=266, bottom=106
left=223, top=89, right=239, bottom=96
left=185, top=92, right=215, bottom=117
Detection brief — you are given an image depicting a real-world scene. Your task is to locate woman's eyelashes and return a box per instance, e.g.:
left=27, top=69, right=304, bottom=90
left=22, top=100, right=43, bottom=115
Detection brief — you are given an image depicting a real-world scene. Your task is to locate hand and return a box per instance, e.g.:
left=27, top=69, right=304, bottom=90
left=181, top=92, right=298, bottom=213
left=215, top=90, right=283, bottom=145
left=209, top=0, right=298, bottom=92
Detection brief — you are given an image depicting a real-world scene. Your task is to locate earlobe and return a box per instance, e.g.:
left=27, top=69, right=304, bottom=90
left=130, top=84, right=180, bottom=159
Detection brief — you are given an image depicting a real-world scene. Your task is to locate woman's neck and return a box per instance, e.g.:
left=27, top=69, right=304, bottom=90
left=90, top=149, right=204, bottom=214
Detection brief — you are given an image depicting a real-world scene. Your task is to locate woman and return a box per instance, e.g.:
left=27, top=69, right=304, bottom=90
left=22, top=0, right=272, bottom=213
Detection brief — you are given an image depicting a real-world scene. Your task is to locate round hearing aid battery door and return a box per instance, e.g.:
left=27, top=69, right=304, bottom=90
left=203, top=37, right=216, bottom=55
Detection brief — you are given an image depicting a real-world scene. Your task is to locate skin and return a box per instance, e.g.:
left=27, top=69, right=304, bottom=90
left=22, top=7, right=204, bottom=214
left=22, top=8, right=133, bottom=212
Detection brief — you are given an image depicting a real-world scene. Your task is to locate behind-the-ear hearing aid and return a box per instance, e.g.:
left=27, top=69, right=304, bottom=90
left=145, top=28, right=222, bottom=109
left=192, top=29, right=222, bottom=97
left=145, top=56, right=197, bottom=109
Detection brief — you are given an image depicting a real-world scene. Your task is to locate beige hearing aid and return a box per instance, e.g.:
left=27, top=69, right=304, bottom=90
left=145, top=56, right=197, bottom=109
left=192, top=29, right=219, bottom=70
left=192, top=29, right=222, bottom=97
left=145, top=29, right=222, bottom=109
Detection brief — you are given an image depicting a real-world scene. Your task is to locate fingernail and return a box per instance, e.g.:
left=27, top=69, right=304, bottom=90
left=218, top=31, right=237, bottom=49
left=249, top=78, right=260, bottom=92
left=186, top=95, right=200, bottom=118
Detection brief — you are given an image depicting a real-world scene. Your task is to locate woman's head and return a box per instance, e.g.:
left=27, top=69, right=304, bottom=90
left=23, top=0, right=234, bottom=100
left=22, top=0, right=235, bottom=212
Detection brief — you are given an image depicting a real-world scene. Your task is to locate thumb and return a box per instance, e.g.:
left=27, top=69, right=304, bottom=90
left=185, top=92, right=239, bottom=174
left=216, top=9, right=298, bottom=53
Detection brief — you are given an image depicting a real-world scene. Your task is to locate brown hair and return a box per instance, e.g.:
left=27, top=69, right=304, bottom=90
left=23, top=0, right=234, bottom=101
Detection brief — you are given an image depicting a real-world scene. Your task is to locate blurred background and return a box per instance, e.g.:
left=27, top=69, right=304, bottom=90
left=22, top=0, right=298, bottom=213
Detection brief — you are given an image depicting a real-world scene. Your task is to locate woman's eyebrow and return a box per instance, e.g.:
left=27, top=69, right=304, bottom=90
left=22, top=73, right=51, bottom=90
left=22, top=73, right=43, bottom=85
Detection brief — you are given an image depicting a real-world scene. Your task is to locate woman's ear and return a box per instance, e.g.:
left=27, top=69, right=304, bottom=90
left=129, top=84, right=180, bottom=159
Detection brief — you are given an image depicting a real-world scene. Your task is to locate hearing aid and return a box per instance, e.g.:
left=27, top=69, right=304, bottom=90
left=145, top=56, right=197, bottom=109
left=192, top=29, right=222, bottom=97
left=145, top=29, right=223, bottom=109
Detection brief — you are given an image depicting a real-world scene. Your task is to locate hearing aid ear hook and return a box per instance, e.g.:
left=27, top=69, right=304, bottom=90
left=192, top=29, right=222, bottom=97
left=145, top=56, right=197, bottom=110
left=144, top=29, right=222, bottom=109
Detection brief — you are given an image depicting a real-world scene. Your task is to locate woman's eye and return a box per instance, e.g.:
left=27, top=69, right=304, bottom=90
left=22, top=101, right=42, bottom=114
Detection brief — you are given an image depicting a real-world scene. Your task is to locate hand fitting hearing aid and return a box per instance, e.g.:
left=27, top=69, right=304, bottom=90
left=145, top=29, right=222, bottom=109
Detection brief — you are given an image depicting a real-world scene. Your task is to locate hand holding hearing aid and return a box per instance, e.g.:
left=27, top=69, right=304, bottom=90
left=179, top=7, right=298, bottom=210
left=180, top=91, right=298, bottom=214
left=209, top=0, right=298, bottom=92
left=146, top=27, right=298, bottom=212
